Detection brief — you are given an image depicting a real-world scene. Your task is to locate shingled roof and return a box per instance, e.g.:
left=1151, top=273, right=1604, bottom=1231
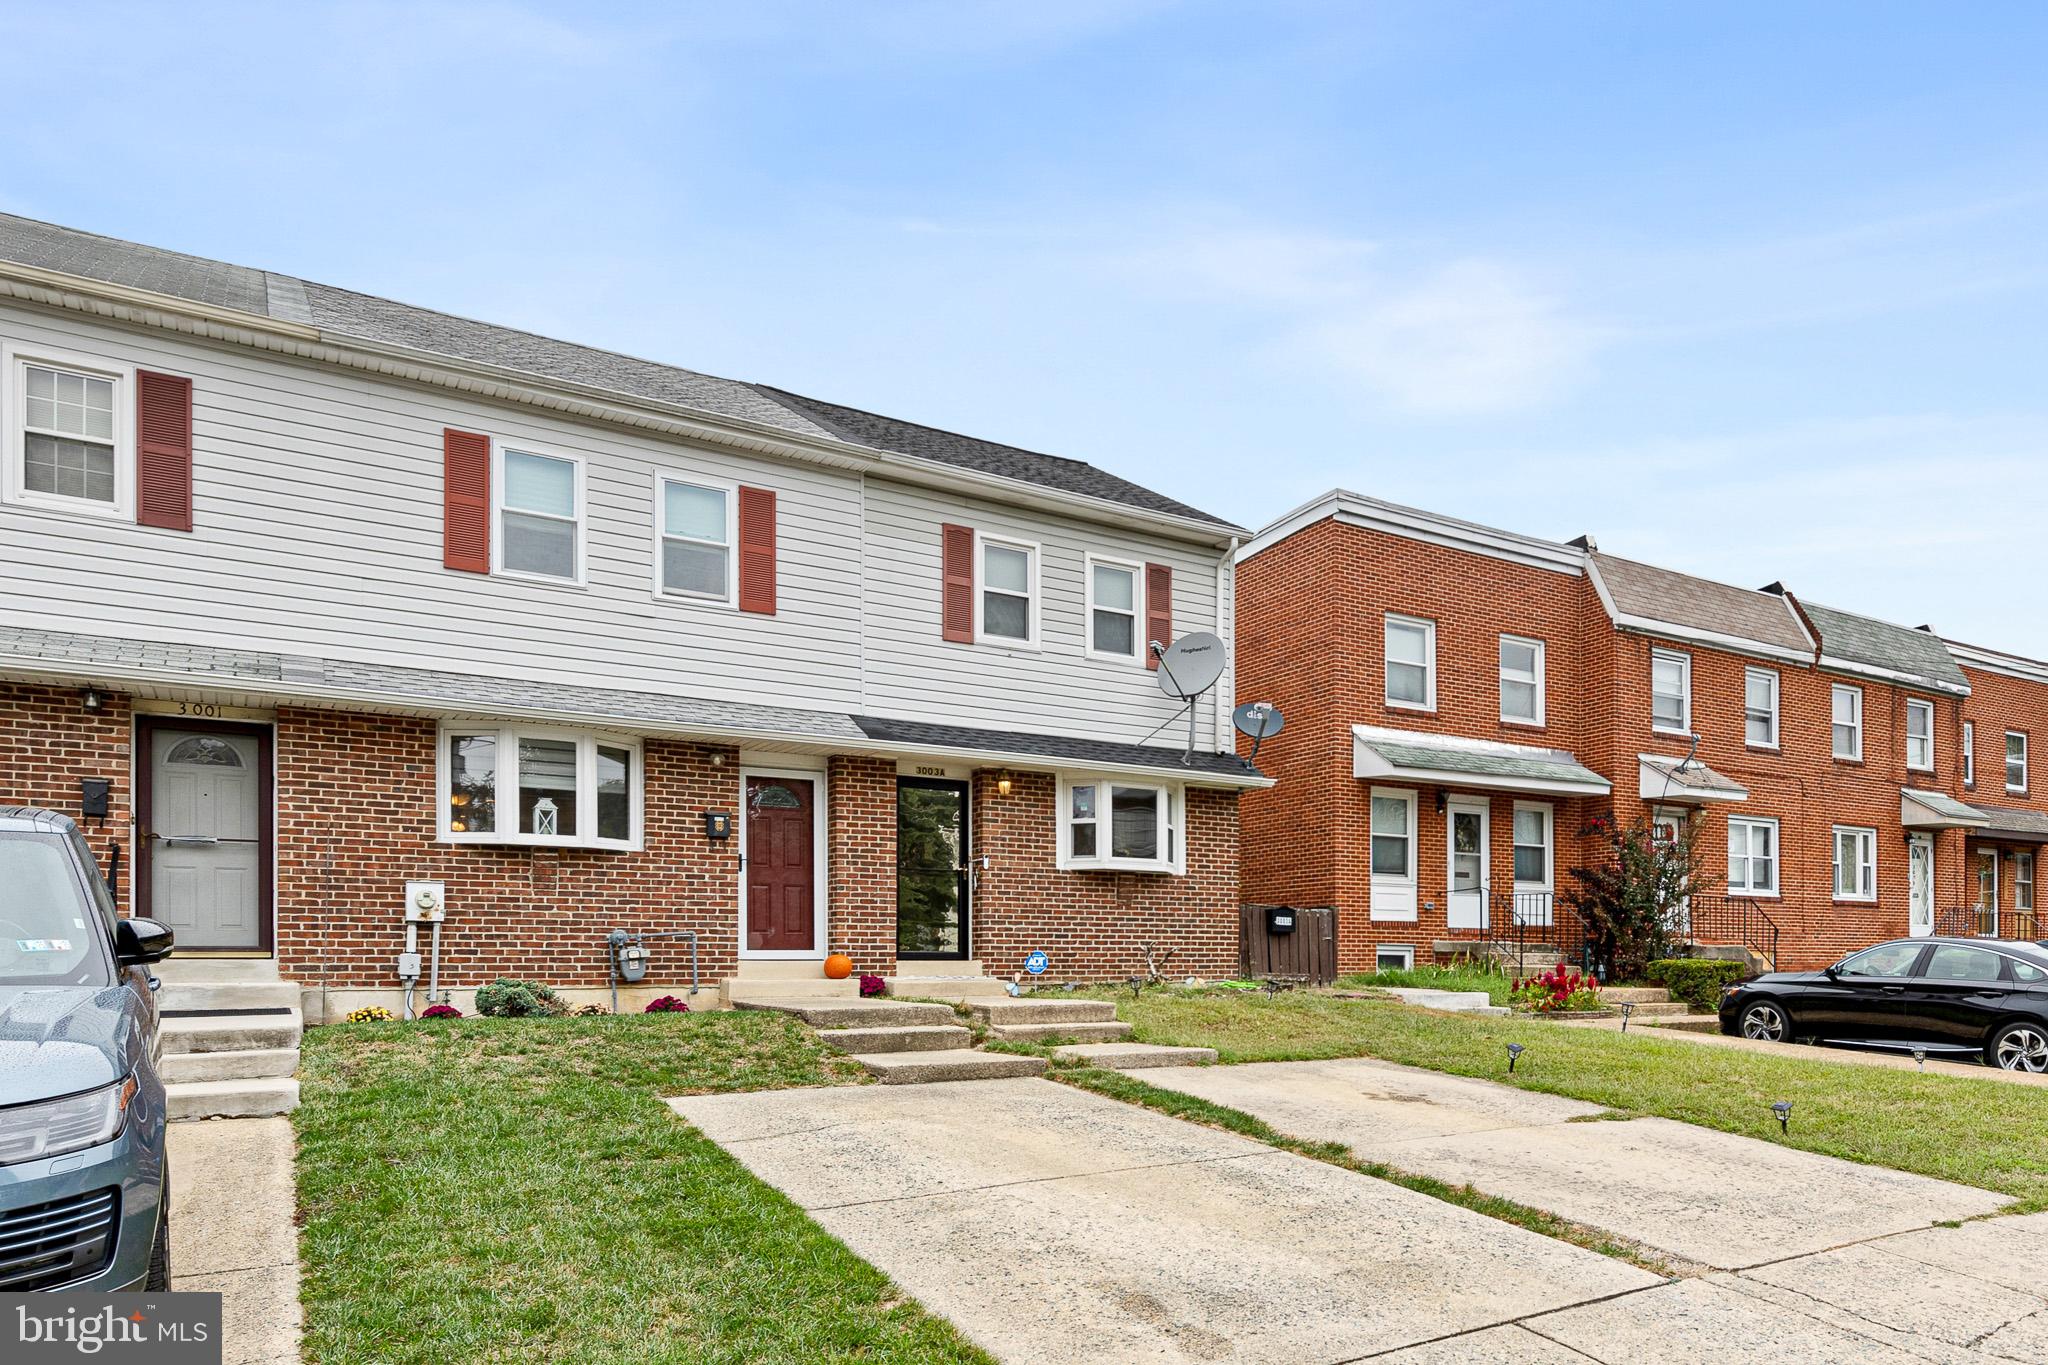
left=0, top=212, right=1234, bottom=531
left=1589, top=553, right=1814, bottom=656
left=1798, top=601, right=1969, bottom=695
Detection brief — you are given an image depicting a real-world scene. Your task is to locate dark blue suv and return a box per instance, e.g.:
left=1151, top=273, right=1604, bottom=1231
left=0, top=808, right=176, bottom=1291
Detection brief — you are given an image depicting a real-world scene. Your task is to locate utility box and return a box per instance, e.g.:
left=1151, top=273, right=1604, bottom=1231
left=1265, top=906, right=1297, bottom=936
left=404, top=881, right=447, bottom=923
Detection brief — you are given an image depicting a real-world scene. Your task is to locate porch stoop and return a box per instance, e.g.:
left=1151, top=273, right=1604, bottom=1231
left=154, top=958, right=301, bottom=1120
left=886, top=959, right=1012, bottom=1002
left=739, top=997, right=1047, bottom=1083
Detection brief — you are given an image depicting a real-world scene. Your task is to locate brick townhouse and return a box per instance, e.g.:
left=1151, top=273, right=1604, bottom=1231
left=1237, top=490, right=2028, bottom=973
left=0, top=213, right=1266, bottom=1021
left=1950, top=641, right=2046, bottom=935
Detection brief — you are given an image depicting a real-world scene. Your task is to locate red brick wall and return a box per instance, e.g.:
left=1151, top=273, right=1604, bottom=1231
left=1960, top=662, right=2048, bottom=916
left=0, top=681, right=133, bottom=912
left=826, top=754, right=897, bottom=974
left=969, top=770, right=1239, bottom=982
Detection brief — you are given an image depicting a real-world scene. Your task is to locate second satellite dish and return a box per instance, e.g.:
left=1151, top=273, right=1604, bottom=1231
left=1154, top=631, right=1226, bottom=701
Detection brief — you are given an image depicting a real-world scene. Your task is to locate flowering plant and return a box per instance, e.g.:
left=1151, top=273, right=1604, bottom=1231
left=1510, top=965, right=1603, bottom=1014
left=420, top=1003, right=462, bottom=1019
left=858, top=973, right=887, bottom=998
left=643, top=995, right=691, bottom=1013
left=344, top=1005, right=395, bottom=1023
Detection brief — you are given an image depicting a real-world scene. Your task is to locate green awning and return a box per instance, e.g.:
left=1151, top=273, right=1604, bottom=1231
left=1353, top=725, right=1611, bottom=796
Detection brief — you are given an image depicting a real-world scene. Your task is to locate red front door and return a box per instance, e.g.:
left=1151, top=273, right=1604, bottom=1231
left=745, top=775, right=816, bottom=952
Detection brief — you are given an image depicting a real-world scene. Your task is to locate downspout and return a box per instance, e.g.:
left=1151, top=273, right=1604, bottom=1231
left=1216, top=537, right=1239, bottom=752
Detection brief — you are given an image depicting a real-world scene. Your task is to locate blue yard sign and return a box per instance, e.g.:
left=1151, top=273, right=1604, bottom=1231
left=1024, top=950, right=1049, bottom=976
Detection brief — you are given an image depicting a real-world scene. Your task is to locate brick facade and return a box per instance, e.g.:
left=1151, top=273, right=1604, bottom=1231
left=825, top=754, right=898, bottom=973
left=1959, top=660, right=2048, bottom=923
left=0, top=681, right=133, bottom=912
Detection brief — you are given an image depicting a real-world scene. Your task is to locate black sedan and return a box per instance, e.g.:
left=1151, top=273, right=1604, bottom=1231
left=1718, top=937, right=2048, bottom=1071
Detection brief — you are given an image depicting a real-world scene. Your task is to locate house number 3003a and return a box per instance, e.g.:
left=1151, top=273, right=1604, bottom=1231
left=914, top=766, right=950, bottom=777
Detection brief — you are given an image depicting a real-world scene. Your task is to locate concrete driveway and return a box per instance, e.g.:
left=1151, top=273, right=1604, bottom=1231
left=167, top=1118, right=302, bottom=1365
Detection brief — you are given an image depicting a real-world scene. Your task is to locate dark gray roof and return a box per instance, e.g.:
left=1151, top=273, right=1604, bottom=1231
left=1591, top=554, right=1813, bottom=655
left=1972, top=804, right=2048, bottom=844
left=0, top=212, right=1230, bottom=530
left=1799, top=601, right=1970, bottom=694
left=1640, top=754, right=1749, bottom=798
left=851, top=715, right=1258, bottom=781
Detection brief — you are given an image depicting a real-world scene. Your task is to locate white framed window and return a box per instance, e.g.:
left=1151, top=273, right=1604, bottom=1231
left=2009, top=731, right=2030, bottom=793
left=1831, top=684, right=1863, bottom=760
left=1375, top=945, right=1415, bottom=972
left=976, top=534, right=1039, bottom=646
left=1512, top=802, right=1553, bottom=891
left=2, top=342, right=136, bottom=521
left=1964, top=721, right=1975, bottom=787
left=1905, top=698, right=1934, bottom=771
left=1832, top=826, right=1876, bottom=901
left=1384, top=614, right=1436, bottom=710
left=2017, top=852, right=2035, bottom=913
left=494, top=445, right=584, bottom=583
left=439, top=724, right=640, bottom=850
left=1085, top=555, right=1142, bottom=662
left=1743, top=667, right=1779, bottom=748
left=1651, top=648, right=1690, bottom=733
left=1059, top=776, right=1182, bottom=873
left=1727, top=816, right=1779, bottom=897
left=1368, top=786, right=1419, bottom=921
left=1499, top=635, right=1545, bottom=726
left=654, top=474, right=735, bottom=604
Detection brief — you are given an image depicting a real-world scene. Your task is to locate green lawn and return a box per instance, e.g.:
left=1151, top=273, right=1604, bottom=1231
left=1110, top=989, right=2048, bottom=1211
left=1332, top=964, right=1514, bottom=1005
left=294, top=1012, right=993, bottom=1365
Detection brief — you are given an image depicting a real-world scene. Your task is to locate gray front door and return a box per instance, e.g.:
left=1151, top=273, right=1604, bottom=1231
left=149, top=727, right=263, bottom=949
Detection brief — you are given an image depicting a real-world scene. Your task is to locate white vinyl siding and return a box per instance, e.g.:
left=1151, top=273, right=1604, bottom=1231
left=1727, top=816, right=1779, bottom=897
left=1651, top=648, right=1690, bottom=733
left=1743, top=667, right=1779, bottom=748
left=2010, top=732, right=2030, bottom=793
left=2, top=341, right=134, bottom=521
left=1384, top=614, right=1435, bottom=710
left=1831, top=685, right=1863, bottom=760
left=1499, top=635, right=1545, bottom=725
left=1905, top=698, right=1934, bottom=772
left=1832, top=826, right=1876, bottom=901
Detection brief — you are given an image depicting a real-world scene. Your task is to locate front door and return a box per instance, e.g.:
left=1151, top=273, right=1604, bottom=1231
left=1978, top=851, right=2000, bottom=936
left=1908, top=835, right=1935, bottom=938
left=1445, top=798, right=1488, bottom=931
left=897, top=778, right=970, bottom=960
left=744, top=774, right=817, bottom=953
left=144, top=722, right=267, bottom=950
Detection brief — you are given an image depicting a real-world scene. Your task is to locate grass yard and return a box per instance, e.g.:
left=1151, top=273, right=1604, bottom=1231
left=1110, top=989, right=2048, bottom=1211
left=1331, top=963, right=1514, bottom=1005
left=294, top=1011, right=994, bottom=1365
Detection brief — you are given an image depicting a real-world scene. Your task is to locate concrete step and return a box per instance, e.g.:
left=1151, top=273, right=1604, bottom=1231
left=166, top=1077, right=299, bottom=1121
left=154, top=957, right=279, bottom=984
left=1051, top=1042, right=1216, bottom=1070
left=740, top=999, right=959, bottom=1029
left=160, top=1011, right=302, bottom=1055
left=1601, top=987, right=1673, bottom=1004
left=990, top=1021, right=1133, bottom=1044
left=816, top=1025, right=974, bottom=1054
left=885, top=976, right=1014, bottom=1001
left=161, top=1048, right=299, bottom=1084
left=891, top=959, right=988, bottom=978
left=1643, top=1015, right=1723, bottom=1033
left=158, top=981, right=301, bottom=1013
left=724, top=979, right=859, bottom=1008
left=967, top=999, right=1117, bottom=1025
left=858, top=1049, right=1049, bottom=1084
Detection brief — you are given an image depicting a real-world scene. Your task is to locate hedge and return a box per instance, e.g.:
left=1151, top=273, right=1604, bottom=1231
left=1646, top=958, right=1751, bottom=1010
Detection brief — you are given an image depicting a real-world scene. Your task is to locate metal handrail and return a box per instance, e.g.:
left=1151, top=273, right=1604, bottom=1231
left=1679, top=894, right=1779, bottom=971
left=1934, top=904, right=2040, bottom=941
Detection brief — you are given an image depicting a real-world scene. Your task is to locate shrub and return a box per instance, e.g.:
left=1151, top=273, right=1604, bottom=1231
left=858, top=973, right=887, bottom=998
left=420, top=1003, right=462, bottom=1019
left=1563, top=812, right=1702, bottom=980
left=1648, top=958, right=1750, bottom=1010
left=643, top=995, right=690, bottom=1013
left=1510, top=965, right=1603, bottom=1014
left=344, top=1005, right=395, bottom=1023
left=473, top=978, right=568, bottom=1018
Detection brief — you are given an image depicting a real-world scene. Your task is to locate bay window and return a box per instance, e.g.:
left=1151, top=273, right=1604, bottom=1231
left=1060, top=777, right=1182, bottom=872
left=440, top=725, right=640, bottom=848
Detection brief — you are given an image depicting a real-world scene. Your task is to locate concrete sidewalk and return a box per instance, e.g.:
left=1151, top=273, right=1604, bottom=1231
left=168, top=1118, right=302, bottom=1365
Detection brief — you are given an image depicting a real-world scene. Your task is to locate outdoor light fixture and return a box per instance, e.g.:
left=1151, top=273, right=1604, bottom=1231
left=1913, top=1047, right=1927, bottom=1071
left=1506, top=1042, right=1525, bottom=1074
left=81, top=687, right=106, bottom=714
left=996, top=772, right=1014, bottom=796
left=1771, top=1100, right=1793, bottom=1134
left=1619, top=1001, right=1636, bottom=1032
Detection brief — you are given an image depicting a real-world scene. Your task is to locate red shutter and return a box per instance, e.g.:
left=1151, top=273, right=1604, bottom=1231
left=134, top=371, right=193, bottom=531
left=442, top=428, right=491, bottom=573
left=1145, top=562, right=1173, bottom=669
left=737, top=485, right=777, bottom=614
left=941, top=523, right=976, bottom=642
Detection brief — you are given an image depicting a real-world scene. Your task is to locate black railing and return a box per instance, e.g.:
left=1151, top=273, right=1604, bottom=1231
left=1681, top=895, right=1779, bottom=971
left=1445, top=890, right=1590, bottom=977
left=1934, top=904, right=2041, bottom=941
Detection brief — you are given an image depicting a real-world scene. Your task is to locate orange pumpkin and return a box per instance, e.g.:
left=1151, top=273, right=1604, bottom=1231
left=823, top=953, right=855, bottom=980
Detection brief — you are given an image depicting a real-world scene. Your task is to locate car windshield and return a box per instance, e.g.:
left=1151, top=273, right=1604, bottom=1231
left=1838, top=942, right=1923, bottom=978
left=0, top=832, right=113, bottom=988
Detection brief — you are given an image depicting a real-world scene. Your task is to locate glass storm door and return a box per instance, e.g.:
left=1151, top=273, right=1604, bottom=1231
left=1908, top=835, right=1934, bottom=938
left=897, top=779, right=970, bottom=960
left=147, top=725, right=265, bottom=949
left=1445, top=799, right=1488, bottom=931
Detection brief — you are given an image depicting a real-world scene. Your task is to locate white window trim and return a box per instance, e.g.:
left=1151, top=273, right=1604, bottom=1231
left=1375, top=945, right=1416, bottom=971
left=1083, top=552, right=1145, bottom=664
left=436, top=722, right=643, bottom=851
left=650, top=469, right=738, bottom=608
left=1651, top=648, right=1691, bottom=735
left=1056, top=775, right=1183, bottom=874
left=2016, top=851, right=2035, bottom=913
left=1, top=340, right=137, bottom=522
left=1499, top=634, right=1546, bottom=727
left=1743, top=667, right=1780, bottom=750
left=974, top=532, right=1041, bottom=649
left=1831, top=684, right=1864, bottom=761
left=737, top=765, right=831, bottom=960
left=1831, top=825, right=1877, bottom=902
left=1905, top=698, right=1935, bottom=772
left=1384, top=613, right=1437, bottom=712
left=1512, top=800, right=1554, bottom=895
left=2008, top=731, right=2030, bottom=794
left=1368, top=785, right=1419, bottom=921
left=1727, top=815, right=1781, bottom=898
left=1964, top=721, right=1975, bottom=787
left=491, top=440, right=588, bottom=587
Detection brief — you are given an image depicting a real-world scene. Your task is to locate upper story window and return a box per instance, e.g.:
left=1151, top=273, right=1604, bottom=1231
left=4, top=346, right=133, bottom=520
left=1743, top=667, right=1779, bottom=748
left=1831, top=684, right=1863, bottom=760
left=1060, top=777, right=1181, bottom=873
left=1905, top=698, right=1934, bottom=771
left=1650, top=648, right=1690, bottom=733
left=440, top=725, right=639, bottom=849
left=1832, top=826, right=1876, bottom=901
left=2010, top=731, right=2030, bottom=793
left=1727, top=815, right=1779, bottom=897
left=1499, top=635, right=1545, bottom=725
left=1385, top=614, right=1436, bottom=710
left=1086, top=556, right=1141, bottom=661
left=977, top=536, right=1037, bottom=645
left=496, top=447, right=582, bottom=582
left=1964, top=721, right=1975, bottom=787
left=657, top=476, right=734, bottom=603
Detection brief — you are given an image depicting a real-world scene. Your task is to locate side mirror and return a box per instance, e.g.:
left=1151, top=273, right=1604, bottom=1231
left=115, top=917, right=176, bottom=966
left=1822, top=964, right=1841, bottom=979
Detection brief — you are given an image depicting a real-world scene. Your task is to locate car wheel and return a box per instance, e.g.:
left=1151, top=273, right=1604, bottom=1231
left=1988, top=1022, right=2048, bottom=1072
left=145, top=1207, right=169, bottom=1292
left=1739, top=1000, right=1790, bottom=1043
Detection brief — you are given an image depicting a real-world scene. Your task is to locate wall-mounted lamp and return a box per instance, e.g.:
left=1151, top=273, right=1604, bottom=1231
left=996, top=771, right=1014, bottom=797
left=1434, top=788, right=1447, bottom=813
left=81, top=686, right=107, bottom=714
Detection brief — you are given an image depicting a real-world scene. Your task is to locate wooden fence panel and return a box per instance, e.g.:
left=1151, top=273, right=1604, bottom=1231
left=1239, top=905, right=1337, bottom=985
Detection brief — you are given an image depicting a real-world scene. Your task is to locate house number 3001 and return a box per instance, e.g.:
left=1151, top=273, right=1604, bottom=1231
left=176, top=701, right=225, bottom=718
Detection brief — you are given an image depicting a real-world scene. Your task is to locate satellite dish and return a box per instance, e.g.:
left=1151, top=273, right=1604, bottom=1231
left=1154, top=631, right=1226, bottom=702
left=1233, top=702, right=1285, bottom=767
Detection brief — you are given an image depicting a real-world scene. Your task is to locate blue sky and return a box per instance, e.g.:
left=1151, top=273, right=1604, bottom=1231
left=4, top=2, right=2044, bottom=651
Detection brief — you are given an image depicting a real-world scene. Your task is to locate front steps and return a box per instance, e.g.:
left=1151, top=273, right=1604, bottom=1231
left=969, top=998, right=1132, bottom=1043
left=1052, top=1042, right=1217, bottom=1069
left=155, top=958, right=301, bottom=1120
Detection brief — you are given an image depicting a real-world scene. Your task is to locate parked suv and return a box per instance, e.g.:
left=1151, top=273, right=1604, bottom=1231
left=0, top=808, right=176, bottom=1290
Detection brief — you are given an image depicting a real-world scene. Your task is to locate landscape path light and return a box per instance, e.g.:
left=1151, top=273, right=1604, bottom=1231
left=1619, top=1001, right=1635, bottom=1032
left=1913, top=1047, right=1927, bottom=1071
left=1506, top=1042, right=1525, bottom=1074
left=1771, top=1100, right=1793, bottom=1135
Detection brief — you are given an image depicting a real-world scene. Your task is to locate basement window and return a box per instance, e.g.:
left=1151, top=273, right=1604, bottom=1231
left=440, top=725, right=640, bottom=849
left=1060, top=777, right=1183, bottom=873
